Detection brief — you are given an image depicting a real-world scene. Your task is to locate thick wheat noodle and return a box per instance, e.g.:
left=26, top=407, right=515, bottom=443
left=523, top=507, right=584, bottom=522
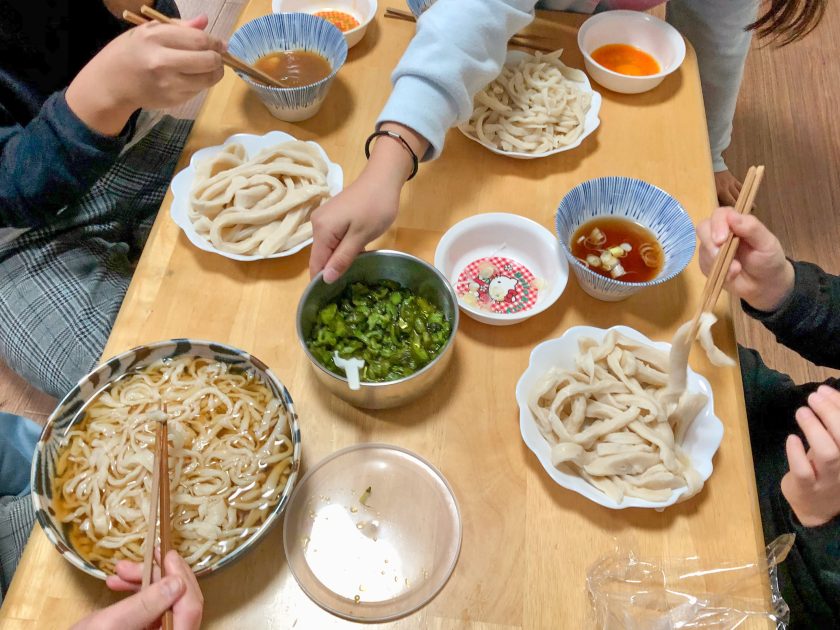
left=188, top=141, right=331, bottom=257
left=52, top=357, right=294, bottom=574
left=528, top=316, right=732, bottom=505
left=460, top=49, right=592, bottom=155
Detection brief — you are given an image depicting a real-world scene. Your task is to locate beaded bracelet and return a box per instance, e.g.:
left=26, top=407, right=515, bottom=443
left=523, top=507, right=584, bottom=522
left=364, top=130, right=420, bottom=181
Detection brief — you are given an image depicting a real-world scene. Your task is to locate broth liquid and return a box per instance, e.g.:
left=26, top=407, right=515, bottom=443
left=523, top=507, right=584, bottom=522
left=571, top=217, right=663, bottom=282
left=253, top=50, right=332, bottom=87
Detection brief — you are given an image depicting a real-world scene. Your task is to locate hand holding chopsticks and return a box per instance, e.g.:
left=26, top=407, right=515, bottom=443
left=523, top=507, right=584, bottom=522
left=123, top=6, right=287, bottom=89
left=687, top=165, right=765, bottom=344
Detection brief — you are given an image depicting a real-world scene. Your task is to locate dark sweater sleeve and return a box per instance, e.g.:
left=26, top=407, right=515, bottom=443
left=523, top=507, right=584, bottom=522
left=742, top=261, right=840, bottom=370
left=0, top=91, right=133, bottom=228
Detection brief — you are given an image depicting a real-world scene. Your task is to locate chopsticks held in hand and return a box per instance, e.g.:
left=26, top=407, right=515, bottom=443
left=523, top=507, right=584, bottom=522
left=687, top=165, right=765, bottom=343
left=383, top=7, right=555, bottom=52
left=142, top=410, right=174, bottom=630
left=123, top=6, right=287, bottom=89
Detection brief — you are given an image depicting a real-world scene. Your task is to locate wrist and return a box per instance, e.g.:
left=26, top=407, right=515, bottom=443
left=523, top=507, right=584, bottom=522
left=66, top=65, right=137, bottom=137
left=793, top=508, right=834, bottom=528
left=745, top=260, right=795, bottom=313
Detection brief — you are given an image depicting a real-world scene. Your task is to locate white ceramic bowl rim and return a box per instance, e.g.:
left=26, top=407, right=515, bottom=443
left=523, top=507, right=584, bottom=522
left=169, top=130, right=343, bottom=262
left=232, top=13, right=347, bottom=94
left=516, top=325, right=724, bottom=509
left=458, top=50, right=602, bottom=160
left=578, top=10, right=686, bottom=80
left=434, top=213, right=566, bottom=322
left=555, top=176, right=695, bottom=290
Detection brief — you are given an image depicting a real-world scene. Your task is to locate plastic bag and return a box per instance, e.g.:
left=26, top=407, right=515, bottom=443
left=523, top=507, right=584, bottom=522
left=587, top=534, right=794, bottom=629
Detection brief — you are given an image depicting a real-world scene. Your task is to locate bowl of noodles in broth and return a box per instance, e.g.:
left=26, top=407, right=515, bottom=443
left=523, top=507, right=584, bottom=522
left=31, top=339, right=301, bottom=580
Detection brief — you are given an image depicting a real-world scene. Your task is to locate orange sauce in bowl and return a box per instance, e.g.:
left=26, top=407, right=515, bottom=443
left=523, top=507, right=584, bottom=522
left=591, top=44, right=660, bottom=76
left=313, top=10, right=360, bottom=32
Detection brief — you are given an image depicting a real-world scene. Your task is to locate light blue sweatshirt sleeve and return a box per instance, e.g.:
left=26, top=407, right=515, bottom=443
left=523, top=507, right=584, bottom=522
left=376, top=0, right=538, bottom=160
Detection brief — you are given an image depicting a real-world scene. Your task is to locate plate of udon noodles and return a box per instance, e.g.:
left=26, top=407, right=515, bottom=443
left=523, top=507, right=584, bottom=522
left=170, top=130, right=344, bottom=261
left=31, top=339, right=301, bottom=579
left=459, top=49, right=601, bottom=160
left=516, top=320, right=729, bottom=509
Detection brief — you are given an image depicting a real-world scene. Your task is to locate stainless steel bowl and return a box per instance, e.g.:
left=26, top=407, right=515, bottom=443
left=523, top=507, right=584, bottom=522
left=297, top=250, right=459, bottom=409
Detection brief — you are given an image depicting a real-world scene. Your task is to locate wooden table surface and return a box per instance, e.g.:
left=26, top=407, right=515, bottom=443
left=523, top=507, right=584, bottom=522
left=2, top=3, right=769, bottom=629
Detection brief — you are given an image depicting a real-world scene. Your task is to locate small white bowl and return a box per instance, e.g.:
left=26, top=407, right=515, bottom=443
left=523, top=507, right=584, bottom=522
left=577, top=11, right=686, bottom=95
left=272, top=0, right=377, bottom=49
left=170, top=131, right=344, bottom=262
left=516, top=326, right=724, bottom=510
left=433, top=213, right=568, bottom=326
left=459, top=50, right=601, bottom=160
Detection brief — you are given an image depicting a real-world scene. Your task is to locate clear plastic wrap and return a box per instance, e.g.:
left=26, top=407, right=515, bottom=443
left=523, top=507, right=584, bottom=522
left=587, top=534, right=794, bottom=629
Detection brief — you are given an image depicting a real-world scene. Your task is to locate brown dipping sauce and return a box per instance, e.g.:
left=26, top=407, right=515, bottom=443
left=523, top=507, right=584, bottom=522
left=571, top=217, right=664, bottom=283
left=253, top=50, right=332, bottom=87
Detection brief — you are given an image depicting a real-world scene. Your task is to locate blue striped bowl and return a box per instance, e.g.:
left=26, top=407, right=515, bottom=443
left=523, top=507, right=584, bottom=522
left=555, top=177, right=696, bottom=301
left=406, top=0, right=435, bottom=17
left=31, top=339, right=302, bottom=580
left=229, top=13, right=347, bottom=122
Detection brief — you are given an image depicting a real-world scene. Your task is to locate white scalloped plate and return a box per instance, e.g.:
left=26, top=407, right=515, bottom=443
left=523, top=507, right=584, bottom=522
left=458, top=50, right=602, bottom=160
left=515, top=325, right=724, bottom=510
left=170, top=131, right=343, bottom=261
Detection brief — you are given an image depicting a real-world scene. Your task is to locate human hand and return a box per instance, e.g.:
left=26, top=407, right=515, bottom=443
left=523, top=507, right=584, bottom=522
left=66, top=15, right=225, bottom=135
left=696, top=207, right=794, bottom=312
left=72, top=550, right=204, bottom=630
left=309, top=123, right=428, bottom=283
left=781, top=385, right=840, bottom=527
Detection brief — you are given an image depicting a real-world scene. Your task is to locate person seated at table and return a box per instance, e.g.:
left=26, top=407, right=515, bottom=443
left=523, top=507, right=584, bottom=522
left=697, top=208, right=840, bottom=628
left=0, top=0, right=224, bottom=398
left=0, top=412, right=202, bottom=629
left=308, top=0, right=826, bottom=283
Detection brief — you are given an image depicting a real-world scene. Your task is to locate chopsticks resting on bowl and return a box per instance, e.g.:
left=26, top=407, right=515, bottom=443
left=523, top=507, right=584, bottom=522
left=686, top=165, right=765, bottom=343
left=383, top=7, right=555, bottom=52
left=142, top=407, right=174, bottom=630
left=122, top=7, right=288, bottom=89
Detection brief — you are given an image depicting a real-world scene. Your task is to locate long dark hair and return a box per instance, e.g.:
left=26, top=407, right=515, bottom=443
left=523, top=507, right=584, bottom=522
left=749, top=0, right=828, bottom=45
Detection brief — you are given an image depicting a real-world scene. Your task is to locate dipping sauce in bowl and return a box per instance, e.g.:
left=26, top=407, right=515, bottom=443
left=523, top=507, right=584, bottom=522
left=570, top=217, right=663, bottom=282
left=313, top=9, right=360, bottom=32
left=591, top=44, right=660, bottom=77
left=253, top=50, right=332, bottom=87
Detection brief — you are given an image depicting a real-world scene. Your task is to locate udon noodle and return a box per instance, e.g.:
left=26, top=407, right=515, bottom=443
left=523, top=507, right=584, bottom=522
left=460, top=49, right=592, bottom=155
left=53, top=357, right=294, bottom=573
left=189, top=140, right=331, bottom=257
left=529, top=314, right=733, bottom=504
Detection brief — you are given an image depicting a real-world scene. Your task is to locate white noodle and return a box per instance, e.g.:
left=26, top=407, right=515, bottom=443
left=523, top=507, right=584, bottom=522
left=188, top=141, right=331, bottom=257
left=528, top=317, right=732, bottom=505
left=460, top=49, right=592, bottom=155
left=53, top=357, right=294, bottom=573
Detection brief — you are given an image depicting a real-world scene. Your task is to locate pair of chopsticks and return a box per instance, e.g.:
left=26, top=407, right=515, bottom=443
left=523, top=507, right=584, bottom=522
left=384, top=7, right=555, bottom=52
left=123, top=5, right=287, bottom=89
left=686, top=165, right=765, bottom=343
left=142, top=408, right=173, bottom=630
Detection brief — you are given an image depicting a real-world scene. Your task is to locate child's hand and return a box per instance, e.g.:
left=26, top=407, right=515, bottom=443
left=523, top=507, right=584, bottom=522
left=309, top=123, right=428, bottom=283
left=66, top=15, right=225, bottom=135
left=72, top=550, right=203, bottom=630
left=696, top=207, right=795, bottom=312
left=308, top=169, right=401, bottom=283
left=782, top=385, right=840, bottom=527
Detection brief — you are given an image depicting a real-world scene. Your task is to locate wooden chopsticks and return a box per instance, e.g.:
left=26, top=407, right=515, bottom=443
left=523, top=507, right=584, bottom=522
left=142, top=409, right=173, bottom=630
left=686, top=165, right=765, bottom=343
left=123, top=6, right=287, bottom=89
left=384, top=7, right=555, bottom=53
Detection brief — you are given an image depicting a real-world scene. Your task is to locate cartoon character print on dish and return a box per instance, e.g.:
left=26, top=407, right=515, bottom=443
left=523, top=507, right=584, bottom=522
left=455, top=256, right=539, bottom=314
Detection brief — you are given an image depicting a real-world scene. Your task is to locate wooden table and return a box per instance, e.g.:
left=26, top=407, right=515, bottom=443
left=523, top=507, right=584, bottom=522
left=2, top=4, right=769, bottom=629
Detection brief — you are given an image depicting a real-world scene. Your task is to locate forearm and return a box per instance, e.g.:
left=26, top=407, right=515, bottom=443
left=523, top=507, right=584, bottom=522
left=0, top=92, right=129, bottom=228
left=377, top=0, right=536, bottom=160
left=743, top=261, right=840, bottom=369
